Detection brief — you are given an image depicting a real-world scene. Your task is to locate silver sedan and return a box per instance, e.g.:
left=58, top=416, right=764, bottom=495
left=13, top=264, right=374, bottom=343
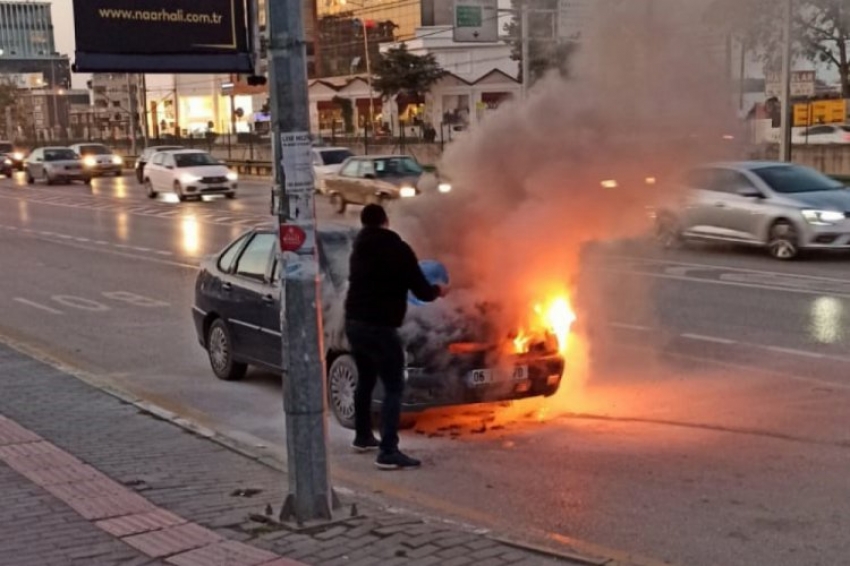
left=655, top=161, right=850, bottom=260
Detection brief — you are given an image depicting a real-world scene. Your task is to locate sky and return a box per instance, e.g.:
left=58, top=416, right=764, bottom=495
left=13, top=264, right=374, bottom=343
left=46, top=0, right=88, bottom=87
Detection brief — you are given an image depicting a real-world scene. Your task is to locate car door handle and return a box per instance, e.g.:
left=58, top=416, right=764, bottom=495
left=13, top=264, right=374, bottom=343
left=262, top=294, right=275, bottom=304
left=221, top=282, right=232, bottom=292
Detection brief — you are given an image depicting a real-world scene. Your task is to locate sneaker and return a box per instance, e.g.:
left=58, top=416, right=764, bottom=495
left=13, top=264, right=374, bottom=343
left=375, top=450, right=421, bottom=470
left=351, top=436, right=380, bottom=452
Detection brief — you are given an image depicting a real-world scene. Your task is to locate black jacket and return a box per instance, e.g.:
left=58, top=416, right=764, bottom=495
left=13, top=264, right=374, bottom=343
left=344, top=227, right=440, bottom=328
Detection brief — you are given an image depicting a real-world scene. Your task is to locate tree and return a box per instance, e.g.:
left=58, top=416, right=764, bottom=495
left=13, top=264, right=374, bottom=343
left=0, top=79, right=16, bottom=137
left=710, top=0, right=850, bottom=97
left=372, top=43, right=447, bottom=112
left=503, top=0, right=578, bottom=85
left=317, top=13, right=398, bottom=78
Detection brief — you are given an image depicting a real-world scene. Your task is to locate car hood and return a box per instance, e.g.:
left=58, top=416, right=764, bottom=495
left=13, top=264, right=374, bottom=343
left=783, top=189, right=850, bottom=210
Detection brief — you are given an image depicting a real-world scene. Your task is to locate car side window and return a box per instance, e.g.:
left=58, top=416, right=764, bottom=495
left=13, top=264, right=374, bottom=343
left=684, top=169, right=716, bottom=191
left=806, top=126, right=832, bottom=136
left=360, top=160, right=376, bottom=178
left=234, top=233, right=276, bottom=281
left=217, top=234, right=250, bottom=273
left=151, top=153, right=163, bottom=166
left=340, top=160, right=359, bottom=177
left=313, top=151, right=323, bottom=166
left=715, top=170, right=757, bottom=193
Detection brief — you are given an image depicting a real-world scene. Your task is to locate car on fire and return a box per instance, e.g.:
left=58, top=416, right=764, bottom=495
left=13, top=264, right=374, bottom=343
left=192, top=225, right=565, bottom=429
left=323, top=155, right=451, bottom=214
left=654, top=161, right=850, bottom=260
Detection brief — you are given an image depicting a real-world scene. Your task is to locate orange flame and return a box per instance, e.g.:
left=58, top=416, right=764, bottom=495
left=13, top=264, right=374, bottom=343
left=513, top=295, right=576, bottom=355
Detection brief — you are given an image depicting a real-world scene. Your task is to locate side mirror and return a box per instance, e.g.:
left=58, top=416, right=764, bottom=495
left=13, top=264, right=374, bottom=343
left=736, top=187, right=762, bottom=199
left=165, top=165, right=174, bottom=170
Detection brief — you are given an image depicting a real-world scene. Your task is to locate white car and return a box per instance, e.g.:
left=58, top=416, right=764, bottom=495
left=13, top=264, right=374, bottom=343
left=69, top=143, right=123, bottom=177
left=793, top=124, right=850, bottom=145
left=313, top=147, right=354, bottom=193
left=143, top=149, right=237, bottom=201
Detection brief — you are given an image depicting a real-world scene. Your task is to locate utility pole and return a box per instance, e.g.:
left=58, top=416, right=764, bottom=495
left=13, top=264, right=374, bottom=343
left=140, top=74, right=149, bottom=148
left=521, top=3, right=530, bottom=99
left=267, top=0, right=336, bottom=523
left=779, top=0, right=793, bottom=162
left=126, top=74, right=137, bottom=156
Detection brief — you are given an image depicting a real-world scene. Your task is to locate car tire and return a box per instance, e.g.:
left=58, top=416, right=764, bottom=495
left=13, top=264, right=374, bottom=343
left=145, top=179, right=158, bottom=198
left=25, top=170, right=34, bottom=185
left=330, top=193, right=346, bottom=214
left=136, top=170, right=144, bottom=184
left=225, top=192, right=236, bottom=199
left=83, top=177, right=92, bottom=186
left=328, top=354, right=358, bottom=429
left=42, top=170, right=53, bottom=186
left=655, top=214, right=683, bottom=249
left=767, top=220, right=799, bottom=260
left=206, top=318, right=247, bottom=381
left=174, top=181, right=187, bottom=202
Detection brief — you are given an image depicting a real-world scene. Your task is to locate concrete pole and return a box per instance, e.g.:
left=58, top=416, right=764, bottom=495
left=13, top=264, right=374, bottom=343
left=779, top=0, right=793, bottom=162
left=521, top=3, right=530, bottom=98
left=140, top=74, right=149, bottom=149
left=267, top=0, right=335, bottom=523
left=362, top=19, right=375, bottom=134
left=126, top=74, right=137, bottom=156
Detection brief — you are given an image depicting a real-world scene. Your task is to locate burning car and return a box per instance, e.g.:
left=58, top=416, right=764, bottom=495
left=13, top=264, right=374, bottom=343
left=192, top=225, right=567, bottom=429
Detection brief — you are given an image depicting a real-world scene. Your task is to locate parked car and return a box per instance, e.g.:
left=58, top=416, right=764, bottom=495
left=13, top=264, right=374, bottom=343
left=0, top=141, right=25, bottom=171
left=192, top=225, right=566, bottom=429
left=143, top=149, right=237, bottom=201
left=69, top=143, right=123, bottom=177
left=135, top=145, right=183, bottom=183
left=324, top=155, right=447, bottom=213
left=0, top=153, right=15, bottom=177
left=654, top=161, right=850, bottom=260
left=312, top=146, right=355, bottom=193
left=792, top=124, right=850, bottom=145
left=25, top=147, right=91, bottom=185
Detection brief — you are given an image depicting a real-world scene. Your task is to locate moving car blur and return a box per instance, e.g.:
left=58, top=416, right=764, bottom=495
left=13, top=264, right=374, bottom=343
left=143, top=149, right=238, bottom=201
left=24, top=147, right=91, bottom=185
left=654, top=161, right=850, bottom=260
left=0, top=140, right=25, bottom=171
left=135, top=145, right=183, bottom=183
left=69, top=143, right=123, bottom=177
left=192, top=226, right=565, bottom=429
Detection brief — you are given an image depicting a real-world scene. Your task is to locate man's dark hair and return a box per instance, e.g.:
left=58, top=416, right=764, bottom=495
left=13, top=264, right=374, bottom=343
left=361, top=204, right=388, bottom=228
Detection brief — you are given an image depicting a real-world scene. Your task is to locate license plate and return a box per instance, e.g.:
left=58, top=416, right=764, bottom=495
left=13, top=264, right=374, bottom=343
left=467, top=365, right=529, bottom=388
left=512, top=365, right=529, bottom=381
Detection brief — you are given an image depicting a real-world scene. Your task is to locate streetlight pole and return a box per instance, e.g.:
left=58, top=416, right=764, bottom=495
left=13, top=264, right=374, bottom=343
left=779, top=0, right=793, bottom=162
left=267, top=0, right=336, bottom=523
left=361, top=19, right=375, bottom=133
left=521, top=3, right=529, bottom=99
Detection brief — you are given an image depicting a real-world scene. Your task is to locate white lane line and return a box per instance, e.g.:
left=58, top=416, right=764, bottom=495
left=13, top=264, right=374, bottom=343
left=75, top=238, right=89, bottom=243
left=764, top=346, right=826, bottom=359
left=154, top=250, right=173, bottom=256
left=13, top=298, right=63, bottom=315
left=132, top=246, right=151, bottom=252
left=95, top=241, right=109, bottom=245
left=609, top=322, right=650, bottom=331
left=680, top=333, right=736, bottom=345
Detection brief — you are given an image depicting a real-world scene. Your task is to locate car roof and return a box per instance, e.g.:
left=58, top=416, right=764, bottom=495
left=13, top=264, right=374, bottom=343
left=40, top=146, right=74, bottom=151
left=700, top=161, right=797, bottom=172
left=348, top=154, right=416, bottom=160
left=162, top=149, right=209, bottom=155
left=315, top=147, right=352, bottom=152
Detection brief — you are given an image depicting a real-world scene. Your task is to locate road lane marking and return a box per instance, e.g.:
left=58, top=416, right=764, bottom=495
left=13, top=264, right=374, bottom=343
left=52, top=295, right=110, bottom=312
left=609, top=322, right=650, bottom=331
left=680, top=333, right=736, bottom=345
left=764, top=346, right=826, bottom=359
left=13, top=298, right=63, bottom=315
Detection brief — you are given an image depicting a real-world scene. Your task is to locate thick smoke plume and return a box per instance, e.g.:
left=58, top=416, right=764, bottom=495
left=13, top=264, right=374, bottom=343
left=393, top=0, right=745, bottom=408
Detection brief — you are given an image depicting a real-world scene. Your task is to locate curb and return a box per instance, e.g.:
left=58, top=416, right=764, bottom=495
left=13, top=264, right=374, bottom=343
left=0, top=329, right=676, bottom=566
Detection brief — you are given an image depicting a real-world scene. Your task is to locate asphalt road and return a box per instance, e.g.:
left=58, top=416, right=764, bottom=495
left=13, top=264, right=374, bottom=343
left=1, top=171, right=850, bottom=566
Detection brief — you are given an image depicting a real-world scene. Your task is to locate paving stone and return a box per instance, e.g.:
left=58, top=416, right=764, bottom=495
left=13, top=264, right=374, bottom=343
left=122, top=523, right=223, bottom=558
left=166, top=540, right=279, bottom=566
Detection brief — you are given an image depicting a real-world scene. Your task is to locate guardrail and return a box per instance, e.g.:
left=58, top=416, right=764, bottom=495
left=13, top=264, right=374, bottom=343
left=120, top=156, right=273, bottom=177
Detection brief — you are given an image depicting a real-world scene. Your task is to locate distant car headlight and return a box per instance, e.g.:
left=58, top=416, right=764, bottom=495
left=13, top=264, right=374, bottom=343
left=3, top=158, right=10, bottom=165
left=438, top=183, right=452, bottom=193
left=112, top=155, right=123, bottom=165
left=226, top=171, right=238, bottom=181
left=83, top=156, right=97, bottom=167
left=12, top=152, right=23, bottom=161
left=802, top=209, right=845, bottom=225
left=399, top=186, right=417, bottom=198
left=180, top=173, right=202, bottom=184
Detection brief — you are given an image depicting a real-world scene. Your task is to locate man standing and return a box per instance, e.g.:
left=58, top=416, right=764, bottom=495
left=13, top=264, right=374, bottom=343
left=345, top=204, right=447, bottom=470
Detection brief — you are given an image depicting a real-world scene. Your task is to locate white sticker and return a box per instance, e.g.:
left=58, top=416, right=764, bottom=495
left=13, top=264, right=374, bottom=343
left=287, top=194, right=316, bottom=221
left=281, top=251, right=319, bottom=281
left=280, top=132, right=316, bottom=195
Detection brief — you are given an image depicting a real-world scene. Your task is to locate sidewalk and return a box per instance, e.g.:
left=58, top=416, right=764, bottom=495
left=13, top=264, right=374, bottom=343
left=0, top=342, right=624, bottom=566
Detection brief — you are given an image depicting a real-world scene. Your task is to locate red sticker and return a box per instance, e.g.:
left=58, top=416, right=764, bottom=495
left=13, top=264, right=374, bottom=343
left=280, top=225, right=307, bottom=252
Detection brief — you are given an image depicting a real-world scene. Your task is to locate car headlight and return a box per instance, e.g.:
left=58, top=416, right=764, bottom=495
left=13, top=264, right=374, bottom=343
left=226, top=171, right=238, bottom=181
left=3, top=159, right=10, bottom=165
left=399, top=186, right=417, bottom=198
left=180, top=174, right=202, bottom=184
left=12, top=152, right=23, bottom=161
left=83, top=156, right=97, bottom=167
left=438, top=183, right=452, bottom=193
left=112, top=155, right=123, bottom=165
left=802, top=209, right=845, bottom=226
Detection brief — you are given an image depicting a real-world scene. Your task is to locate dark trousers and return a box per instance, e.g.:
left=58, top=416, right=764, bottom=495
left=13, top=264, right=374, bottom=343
left=345, top=320, right=405, bottom=454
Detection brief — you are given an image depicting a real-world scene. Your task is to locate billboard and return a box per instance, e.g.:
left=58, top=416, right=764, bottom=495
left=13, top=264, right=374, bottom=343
left=452, top=0, right=499, bottom=43
left=72, top=0, right=254, bottom=73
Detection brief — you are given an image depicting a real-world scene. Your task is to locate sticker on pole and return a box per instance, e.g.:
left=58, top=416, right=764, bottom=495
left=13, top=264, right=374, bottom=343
left=280, top=132, right=315, bottom=195
left=280, top=225, right=307, bottom=252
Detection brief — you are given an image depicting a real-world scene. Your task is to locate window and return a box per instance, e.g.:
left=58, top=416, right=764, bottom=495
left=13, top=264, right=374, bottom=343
left=713, top=170, right=757, bottom=193
left=78, top=145, right=111, bottom=156
left=218, top=234, right=250, bottom=273
left=174, top=152, right=218, bottom=167
left=151, top=153, right=165, bottom=166
left=753, top=165, right=843, bottom=194
left=805, top=126, right=833, bottom=136
left=340, top=160, right=360, bottom=177
left=44, top=149, right=77, bottom=161
left=318, top=149, right=354, bottom=165
left=372, top=157, right=423, bottom=177
left=235, top=233, right=276, bottom=280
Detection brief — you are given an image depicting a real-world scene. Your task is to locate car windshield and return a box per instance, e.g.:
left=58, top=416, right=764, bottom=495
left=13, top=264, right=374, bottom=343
left=78, top=145, right=111, bottom=155
left=174, top=153, right=219, bottom=167
left=0, top=143, right=13, bottom=153
left=753, top=165, right=844, bottom=194
left=147, top=146, right=181, bottom=158
left=44, top=149, right=77, bottom=161
left=373, top=157, right=423, bottom=177
left=319, top=149, right=354, bottom=165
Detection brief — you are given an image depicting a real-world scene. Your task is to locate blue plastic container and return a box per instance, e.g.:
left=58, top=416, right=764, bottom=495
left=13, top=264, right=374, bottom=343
left=408, top=260, right=449, bottom=306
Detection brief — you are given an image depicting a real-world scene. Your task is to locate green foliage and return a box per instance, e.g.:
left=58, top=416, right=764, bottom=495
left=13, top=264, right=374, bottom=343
left=710, top=0, right=849, bottom=97
left=372, top=44, right=448, bottom=103
left=503, top=0, right=578, bottom=85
